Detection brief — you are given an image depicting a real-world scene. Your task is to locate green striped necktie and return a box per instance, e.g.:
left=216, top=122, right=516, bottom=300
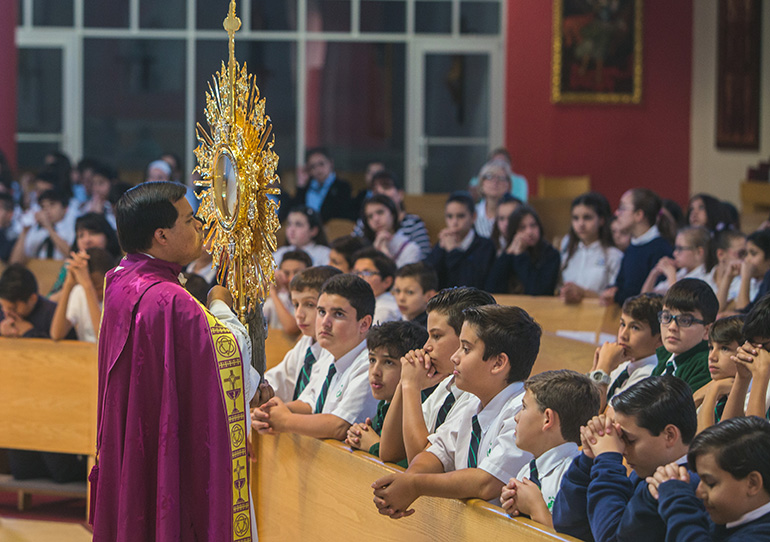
left=292, top=346, right=316, bottom=400
left=314, top=364, right=337, bottom=414
left=467, top=414, right=482, bottom=468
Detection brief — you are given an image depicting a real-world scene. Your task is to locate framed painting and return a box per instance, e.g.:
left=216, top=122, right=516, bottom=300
left=716, top=0, right=761, bottom=150
left=552, top=0, right=643, bottom=104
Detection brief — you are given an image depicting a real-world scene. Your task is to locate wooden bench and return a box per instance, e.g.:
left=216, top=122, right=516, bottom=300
left=0, top=339, right=97, bottom=512
left=495, top=294, right=621, bottom=344
left=251, top=432, right=581, bottom=542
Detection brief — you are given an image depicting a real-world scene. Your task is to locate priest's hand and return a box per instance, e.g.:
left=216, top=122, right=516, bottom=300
left=207, top=285, right=234, bottom=308
left=250, top=380, right=275, bottom=408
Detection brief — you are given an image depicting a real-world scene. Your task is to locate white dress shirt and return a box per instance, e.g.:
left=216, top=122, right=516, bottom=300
left=515, top=441, right=579, bottom=513
left=65, top=283, right=101, bottom=343
left=560, top=237, right=623, bottom=294
left=297, top=339, right=378, bottom=424
left=607, top=353, right=659, bottom=400
left=427, top=382, right=533, bottom=505
left=264, top=334, right=331, bottom=403
left=374, top=292, right=402, bottom=324
left=274, top=242, right=331, bottom=267
left=421, top=374, right=472, bottom=433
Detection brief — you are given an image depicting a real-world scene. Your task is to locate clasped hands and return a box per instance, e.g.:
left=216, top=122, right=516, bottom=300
left=501, top=477, right=548, bottom=520
left=580, top=413, right=626, bottom=459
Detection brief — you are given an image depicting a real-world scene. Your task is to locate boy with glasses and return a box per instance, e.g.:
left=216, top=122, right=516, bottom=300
left=351, top=247, right=400, bottom=324
left=650, top=278, right=718, bottom=393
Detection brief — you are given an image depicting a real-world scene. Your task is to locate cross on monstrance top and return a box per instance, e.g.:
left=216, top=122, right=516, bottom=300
left=224, top=0, right=241, bottom=123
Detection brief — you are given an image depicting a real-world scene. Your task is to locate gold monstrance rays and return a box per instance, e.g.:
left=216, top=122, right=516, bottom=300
left=193, top=0, right=280, bottom=332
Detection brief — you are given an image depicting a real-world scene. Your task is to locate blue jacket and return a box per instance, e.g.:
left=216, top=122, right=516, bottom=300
left=485, top=241, right=560, bottom=296
left=614, top=237, right=672, bottom=304
left=425, top=231, right=496, bottom=290
left=658, top=479, right=770, bottom=541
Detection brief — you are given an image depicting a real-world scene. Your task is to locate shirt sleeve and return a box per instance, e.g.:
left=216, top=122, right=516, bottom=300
left=586, top=452, right=637, bottom=542
left=478, top=418, right=532, bottom=485
left=552, top=452, right=595, bottom=542
left=326, top=365, right=379, bottom=425
left=657, top=479, right=712, bottom=542
left=426, top=413, right=461, bottom=472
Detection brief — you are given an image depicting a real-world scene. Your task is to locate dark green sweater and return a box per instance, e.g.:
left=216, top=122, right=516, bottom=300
left=651, top=341, right=710, bottom=393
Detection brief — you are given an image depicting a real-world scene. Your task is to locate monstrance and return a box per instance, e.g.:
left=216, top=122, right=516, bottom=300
left=193, top=0, right=280, bottom=376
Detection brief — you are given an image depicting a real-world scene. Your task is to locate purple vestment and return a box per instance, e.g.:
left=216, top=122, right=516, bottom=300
left=91, top=253, right=252, bottom=541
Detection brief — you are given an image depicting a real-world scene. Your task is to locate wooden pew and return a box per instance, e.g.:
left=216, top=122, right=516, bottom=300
left=252, top=432, right=581, bottom=542
left=495, top=294, right=620, bottom=344
left=265, top=328, right=299, bottom=371
left=0, top=339, right=97, bottom=511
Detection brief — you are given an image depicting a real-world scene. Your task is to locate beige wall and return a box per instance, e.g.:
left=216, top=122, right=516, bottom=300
left=691, top=0, right=770, bottom=208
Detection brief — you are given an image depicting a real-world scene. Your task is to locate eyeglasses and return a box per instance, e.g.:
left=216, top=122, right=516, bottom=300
left=353, top=269, right=380, bottom=278
left=658, top=310, right=707, bottom=328
left=481, top=174, right=509, bottom=183
left=673, top=245, right=695, bottom=252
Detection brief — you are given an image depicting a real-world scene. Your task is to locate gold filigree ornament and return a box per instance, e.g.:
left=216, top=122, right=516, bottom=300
left=193, top=0, right=280, bottom=324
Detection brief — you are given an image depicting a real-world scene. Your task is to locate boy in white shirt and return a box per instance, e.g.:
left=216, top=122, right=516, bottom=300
left=588, top=292, right=664, bottom=410
left=500, top=370, right=601, bottom=527
left=264, top=265, right=341, bottom=402
left=352, top=247, right=401, bottom=324
left=262, top=249, right=312, bottom=333
left=372, top=304, right=541, bottom=516
left=252, top=274, right=379, bottom=440
left=378, top=287, right=496, bottom=465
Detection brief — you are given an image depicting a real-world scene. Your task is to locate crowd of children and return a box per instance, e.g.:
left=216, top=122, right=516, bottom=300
left=5, top=146, right=770, bottom=540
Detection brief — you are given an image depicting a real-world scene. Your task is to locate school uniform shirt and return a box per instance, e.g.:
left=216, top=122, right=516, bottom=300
left=560, top=237, right=623, bottom=294
left=421, top=375, right=473, bottom=433
left=185, top=260, right=217, bottom=286
left=23, top=209, right=77, bottom=260
left=65, top=283, right=101, bottom=343
left=273, top=242, right=331, bottom=267
left=296, top=340, right=379, bottom=424
left=425, top=228, right=496, bottom=290
left=374, top=292, right=401, bottom=324
left=652, top=264, right=709, bottom=295
left=262, top=289, right=294, bottom=330
left=515, top=442, right=579, bottom=513
left=426, top=382, right=533, bottom=505
left=704, top=267, right=759, bottom=306
left=265, top=334, right=331, bottom=403
left=607, top=353, right=658, bottom=401
left=474, top=200, right=495, bottom=239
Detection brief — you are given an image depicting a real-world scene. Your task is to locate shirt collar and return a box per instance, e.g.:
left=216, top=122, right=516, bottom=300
left=533, top=442, right=580, bottom=478
left=332, top=339, right=367, bottom=375
left=475, top=381, right=525, bottom=428
left=309, top=172, right=336, bottom=191
left=459, top=229, right=476, bottom=251
left=727, top=500, right=770, bottom=529
left=631, top=224, right=661, bottom=246
left=627, top=353, right=659, bottom=372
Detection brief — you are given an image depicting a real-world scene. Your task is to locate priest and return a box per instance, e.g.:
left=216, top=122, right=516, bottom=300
left=91, top=181, right=268, bottom=541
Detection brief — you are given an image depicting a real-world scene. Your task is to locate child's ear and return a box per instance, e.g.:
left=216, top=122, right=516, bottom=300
left=746, top=471, right=765, bottom=497
left=702, top=323, right=712, bottom=342
left=424, top=289, right=437, bottom=302
left=359, top=314, right=373, bottom=335
left=662, top=423, right=681, bottom=447
left=490, top=352, right=510, bottom=377
left=383, top=276, right=394, bottom=291
left=653, top=333, right=663, bottom=349
left=543, top=408, right=559, bottom=432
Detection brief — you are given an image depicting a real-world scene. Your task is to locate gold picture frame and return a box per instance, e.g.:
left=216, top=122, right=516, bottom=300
left=551, top=0, right=643, bottom=104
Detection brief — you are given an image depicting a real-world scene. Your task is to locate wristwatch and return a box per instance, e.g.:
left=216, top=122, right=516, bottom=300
left=588, top=369, right=611, bottom=386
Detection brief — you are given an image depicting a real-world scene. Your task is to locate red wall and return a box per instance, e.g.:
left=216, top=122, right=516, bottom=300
left=0, top=0, right=17, bottom=170
left=506, top=1, right=693, bottom=208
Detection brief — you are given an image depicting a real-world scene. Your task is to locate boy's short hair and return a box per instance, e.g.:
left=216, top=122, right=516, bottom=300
left=182, top=272, right=209, bottom=305
left=524, top=370, right=601, bottom=444
left=629, top=188, right=662, bottom=227
left=611, top=375, right=697, bottom=445
left=371, top=170, right=402, bottom=192
left=445, top=191, right=475, bottom=215
left=395, top=262, right=438, bottom=294
left=86, top=247, right=117, bottom=275
left=662, top=278, right=719, bottom=325
left=351, top=247, right=396, bottom=281
left=461, top=305, right=541, bottom=383
left=687, top=416, right=770, bottom=493
left=425, top=287, right=496, bottom=334
left=329, top=235, right=368, bottom=269
left=622, top=293, right=664, bottom=335
left=281, top=249, right=313, bottom=268
left=367, top=320, right=429, bottom=359
left=319, top=274, right=375, bottom=320
left=38, top=189, right=69, bottom=207
left=305, top=147, right=331, bottom=163
left=747, top=229, right=770, bottom=260
left=743, top=293, right=770, bottom=342
left=115, top=181, right=187, bottom=253
left=709, top=315, right=745, bottom=345
left=290, top=265, right=342, bottom=294
left=0, top=264, right=38, bottom=302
